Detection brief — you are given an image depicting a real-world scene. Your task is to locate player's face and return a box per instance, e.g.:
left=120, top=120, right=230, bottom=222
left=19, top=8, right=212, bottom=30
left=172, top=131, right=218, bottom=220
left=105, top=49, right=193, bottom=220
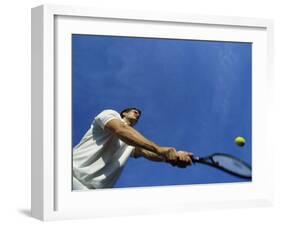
left=124, top=109, right=140, bottom=124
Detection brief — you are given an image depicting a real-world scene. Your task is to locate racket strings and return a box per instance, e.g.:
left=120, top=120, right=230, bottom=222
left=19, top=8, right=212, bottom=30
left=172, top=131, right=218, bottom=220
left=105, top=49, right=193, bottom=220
left=211, top=155, right=251, bottom=177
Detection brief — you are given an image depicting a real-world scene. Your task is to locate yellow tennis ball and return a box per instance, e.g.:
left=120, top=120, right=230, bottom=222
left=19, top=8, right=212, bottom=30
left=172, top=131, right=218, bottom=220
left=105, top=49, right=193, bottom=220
left=235, top=136, right=246, bottom=147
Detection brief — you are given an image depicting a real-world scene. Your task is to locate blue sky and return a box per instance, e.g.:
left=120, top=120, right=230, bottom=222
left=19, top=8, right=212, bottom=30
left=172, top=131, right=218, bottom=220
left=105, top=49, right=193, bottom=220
left=72, top=34, right=252, bottom=188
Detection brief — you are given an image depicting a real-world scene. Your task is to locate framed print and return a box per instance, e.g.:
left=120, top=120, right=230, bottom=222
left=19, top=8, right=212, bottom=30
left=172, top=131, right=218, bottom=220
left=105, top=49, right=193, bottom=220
left=31, top=4, right=274, bottom=221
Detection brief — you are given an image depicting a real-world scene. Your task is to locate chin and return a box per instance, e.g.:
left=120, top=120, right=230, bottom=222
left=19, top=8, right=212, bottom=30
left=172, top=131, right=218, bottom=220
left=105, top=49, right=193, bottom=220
left=132, top=120, right=138, bottom=126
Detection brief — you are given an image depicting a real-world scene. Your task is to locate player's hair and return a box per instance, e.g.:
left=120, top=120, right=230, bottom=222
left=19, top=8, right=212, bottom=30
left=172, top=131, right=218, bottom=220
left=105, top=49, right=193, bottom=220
left=120, top=107, right=142, bottom=118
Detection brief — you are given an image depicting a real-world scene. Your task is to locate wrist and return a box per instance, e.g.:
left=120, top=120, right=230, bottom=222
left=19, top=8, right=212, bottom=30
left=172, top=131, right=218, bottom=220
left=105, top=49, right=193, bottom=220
left=156, top=147, right=169, bottom=158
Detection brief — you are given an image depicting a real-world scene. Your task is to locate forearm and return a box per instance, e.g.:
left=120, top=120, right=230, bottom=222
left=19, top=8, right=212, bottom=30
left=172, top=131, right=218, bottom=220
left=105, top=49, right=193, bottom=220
left=115, top=125, right=160, bottom=154
left=134, top=148, right=193, bottom=168
left=134, top=147, right=166, bottom=162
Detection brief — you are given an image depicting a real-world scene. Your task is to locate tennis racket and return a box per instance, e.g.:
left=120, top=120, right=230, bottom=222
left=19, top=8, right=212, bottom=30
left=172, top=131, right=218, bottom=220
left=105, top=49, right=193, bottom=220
left=191, top=153, right=252, bottom=179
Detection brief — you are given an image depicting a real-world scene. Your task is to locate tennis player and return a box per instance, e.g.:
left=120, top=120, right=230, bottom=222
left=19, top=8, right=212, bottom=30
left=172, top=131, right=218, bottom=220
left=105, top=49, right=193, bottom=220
left=72, top=108, right=193, bottom=190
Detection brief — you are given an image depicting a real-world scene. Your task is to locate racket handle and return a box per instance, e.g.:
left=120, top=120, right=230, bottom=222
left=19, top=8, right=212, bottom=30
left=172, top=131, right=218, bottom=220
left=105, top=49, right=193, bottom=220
left=191, top=156, right=200, bottom=162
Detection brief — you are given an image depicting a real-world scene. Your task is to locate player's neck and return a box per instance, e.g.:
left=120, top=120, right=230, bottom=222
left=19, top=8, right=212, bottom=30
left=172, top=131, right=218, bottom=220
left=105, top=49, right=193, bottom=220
left=122, top=118, right=133, bottom=127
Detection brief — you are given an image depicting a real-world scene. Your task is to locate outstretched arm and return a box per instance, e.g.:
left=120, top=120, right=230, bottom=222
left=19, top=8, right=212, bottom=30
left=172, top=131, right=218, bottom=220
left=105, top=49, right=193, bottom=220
left=133, top=147, right=193, bottom=167
left=105, top=119, right=177, bottom=161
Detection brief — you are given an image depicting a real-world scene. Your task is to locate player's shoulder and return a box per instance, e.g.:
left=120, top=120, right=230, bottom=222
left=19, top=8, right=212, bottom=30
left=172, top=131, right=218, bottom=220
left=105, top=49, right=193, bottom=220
left=96, top=109, right=121, bottom=119
left=94, top=109, right=122, bottom=129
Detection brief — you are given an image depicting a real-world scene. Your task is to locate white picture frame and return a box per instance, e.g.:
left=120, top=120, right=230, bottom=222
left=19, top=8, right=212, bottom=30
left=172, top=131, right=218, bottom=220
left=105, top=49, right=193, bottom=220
left=31, top=4, right=274, bottom=221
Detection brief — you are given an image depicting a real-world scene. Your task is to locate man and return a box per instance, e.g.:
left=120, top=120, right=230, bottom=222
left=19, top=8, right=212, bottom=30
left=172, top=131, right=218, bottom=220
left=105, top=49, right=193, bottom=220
left=73, top=108, right=193, bottom=190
